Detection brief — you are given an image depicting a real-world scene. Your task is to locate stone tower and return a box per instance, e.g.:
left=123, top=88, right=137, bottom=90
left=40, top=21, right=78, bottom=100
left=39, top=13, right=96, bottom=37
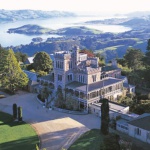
left=73, top=45, right=80, bottom=68
left=54, top=51, right=73, bottom=91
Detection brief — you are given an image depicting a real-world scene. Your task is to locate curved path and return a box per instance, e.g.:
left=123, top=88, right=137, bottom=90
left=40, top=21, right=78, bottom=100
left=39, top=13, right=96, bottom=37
left=0, top=92, right=100, bottom=150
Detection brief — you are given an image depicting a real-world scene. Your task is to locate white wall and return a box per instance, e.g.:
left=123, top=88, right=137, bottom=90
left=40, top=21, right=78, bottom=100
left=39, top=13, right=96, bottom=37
left=128, top=124, right=150, bottom=144
left=116, top=123, right=128, bottom=134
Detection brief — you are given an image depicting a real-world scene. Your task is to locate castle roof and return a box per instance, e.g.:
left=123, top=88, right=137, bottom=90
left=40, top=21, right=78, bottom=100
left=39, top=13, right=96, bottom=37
left=66, top=77, right=123, bottom=92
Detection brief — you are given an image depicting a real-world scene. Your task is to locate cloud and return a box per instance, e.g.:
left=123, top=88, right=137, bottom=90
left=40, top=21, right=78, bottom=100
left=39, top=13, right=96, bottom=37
left=0, top=0, right=150, bottom=13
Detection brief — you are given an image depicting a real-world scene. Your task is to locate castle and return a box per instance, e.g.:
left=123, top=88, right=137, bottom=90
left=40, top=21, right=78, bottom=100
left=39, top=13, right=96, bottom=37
left=38, top=46, right=134, bottom=111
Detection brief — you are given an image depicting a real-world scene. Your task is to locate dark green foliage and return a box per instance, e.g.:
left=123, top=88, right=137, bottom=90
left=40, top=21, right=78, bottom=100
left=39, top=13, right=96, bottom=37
left=15, top=51, right=28, bottom=63
left=0, top=48, right=29, bottom=93
left=103, top=133, right=120, bottom=150
left=130, top=101, right=150, bottom=115
left=55, top=88, right=65, bottom=108
left=101, top=98, right=109, bottom=135
left=33, top=51, right=52, bottom=73
left=123, top=48, right=144, bottom=70
left=37, top=94, right=45, bottom=102
left=13, top=103, right=17, bottom=119
left=18, top=107, right=22, bottom=121
left=146, top=39, right=150, bottom=50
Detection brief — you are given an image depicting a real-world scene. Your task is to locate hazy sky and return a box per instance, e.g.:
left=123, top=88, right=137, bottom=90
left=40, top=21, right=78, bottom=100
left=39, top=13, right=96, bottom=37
left=0, top=0, right=150, bottom=13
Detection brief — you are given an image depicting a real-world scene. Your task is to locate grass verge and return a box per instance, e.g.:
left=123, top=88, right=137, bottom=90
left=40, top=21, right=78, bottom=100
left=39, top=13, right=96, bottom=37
left=0, top=111, right=39, bottom=150
left=68, top=129, right=104, bottom=150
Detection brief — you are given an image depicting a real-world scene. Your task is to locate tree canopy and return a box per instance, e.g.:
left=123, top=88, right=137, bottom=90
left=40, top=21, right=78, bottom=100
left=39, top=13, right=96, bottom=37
left=123, top=48, right=144, bottom=70
left=0, top=47, right=28, bottom=93
left=33, top=51, right=53, bottom=73
left=15, top=51, right=28, bottom=63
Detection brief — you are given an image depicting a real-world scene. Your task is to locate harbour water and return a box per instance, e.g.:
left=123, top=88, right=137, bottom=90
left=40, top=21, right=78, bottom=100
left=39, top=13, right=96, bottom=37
left=0, top=16, right=131, bottom=47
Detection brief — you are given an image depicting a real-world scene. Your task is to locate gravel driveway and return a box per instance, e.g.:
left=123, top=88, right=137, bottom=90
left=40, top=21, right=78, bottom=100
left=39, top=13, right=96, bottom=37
left=0, top=92, right=100, bottom=150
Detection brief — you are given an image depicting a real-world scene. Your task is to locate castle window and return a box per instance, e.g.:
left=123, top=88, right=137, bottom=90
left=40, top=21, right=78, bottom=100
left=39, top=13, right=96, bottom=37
left=79, top=75, right=84, bottom=83
left=58, top=61, right=59, bottom=68
left=92, top=75, right=96, bottom=82
left=147, top=132, right=150, bottom=139
left=58, top=74, right=62, bottom=81
left=135, top=128, right=141, bottom=136
left=56, top=61, right=58, bottom=68
left=68, top=74, right=73, bottom=81
left=83, top=76, right=84, bottom=83
left=56, top=61, right=63, bottom=69
left=69, top=61, right=72, bottom=69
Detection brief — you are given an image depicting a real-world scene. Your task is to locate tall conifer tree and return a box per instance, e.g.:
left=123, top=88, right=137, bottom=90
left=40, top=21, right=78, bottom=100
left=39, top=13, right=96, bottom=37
left=101, top=98, right=109, bottom=135
left=0, top=48, right=28, bottom=93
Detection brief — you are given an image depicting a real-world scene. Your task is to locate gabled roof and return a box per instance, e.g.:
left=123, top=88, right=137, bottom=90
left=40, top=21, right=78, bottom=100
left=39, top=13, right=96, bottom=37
left=128, top=113, right=150, bottom=131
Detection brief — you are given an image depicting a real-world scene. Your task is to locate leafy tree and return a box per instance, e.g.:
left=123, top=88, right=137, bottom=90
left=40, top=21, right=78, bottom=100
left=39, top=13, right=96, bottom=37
left=65, top=93, right=79, bottom=110
left=123, top=48, right=144, bottom=70
left=0, top=49, right=29, bottom=93
left=55, top=88, right=65, bottom=108
left=15, top=51, right=28, bottom=63
left=0, top=46, right=8, bottom=87
left=142, top=39, right=150, bottom=86
left=95, top=53, right=105, bottom=66
left=13, top=103, right=17, bottom=119
left=124, top=48, right=144, bottom=70
left=146, top=39, right=150, bottom=51
left=33, top=51, right=52, bottom=73
left=0, top=46, right=8, bottom=71
left=101, top=98, right=109, bottom=135
left=41, top=86, right=49, bottom=107
left=37, top=70, right=47, bottom=77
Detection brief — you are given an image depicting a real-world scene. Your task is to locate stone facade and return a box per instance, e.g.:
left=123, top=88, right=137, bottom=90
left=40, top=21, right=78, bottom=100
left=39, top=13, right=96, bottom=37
left=38, top=46, right=134, bottom=111
left=52, top=46, right=126, bottom=111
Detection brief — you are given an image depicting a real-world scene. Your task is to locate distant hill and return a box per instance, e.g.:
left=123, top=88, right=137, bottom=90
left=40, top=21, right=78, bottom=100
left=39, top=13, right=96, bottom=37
left=119, top=18, right=150, bottom=27
left=86, top=17, right=150, bottom=25
left=0, top=9, right=76, bottom=22
left=7, top=25, right=102, bottom=35
left=7, top=24, right=53, bottom=35
left=126, top=11, right=150, bottom=18
left=85, top=17, right=150, bottom=30
left=57, top=26, right=102, bottom=35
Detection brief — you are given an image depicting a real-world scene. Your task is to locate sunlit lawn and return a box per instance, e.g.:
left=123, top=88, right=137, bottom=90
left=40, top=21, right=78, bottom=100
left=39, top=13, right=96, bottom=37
left=0, top=111, right=39, bottom=150
left=68, top=129, right=104, bottom=150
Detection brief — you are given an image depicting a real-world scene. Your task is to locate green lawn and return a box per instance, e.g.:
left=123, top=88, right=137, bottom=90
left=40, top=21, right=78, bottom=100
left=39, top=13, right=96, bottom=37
left=0, top=111, right=39, bottom=150
left=68, top=129, right=104, bottom=150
